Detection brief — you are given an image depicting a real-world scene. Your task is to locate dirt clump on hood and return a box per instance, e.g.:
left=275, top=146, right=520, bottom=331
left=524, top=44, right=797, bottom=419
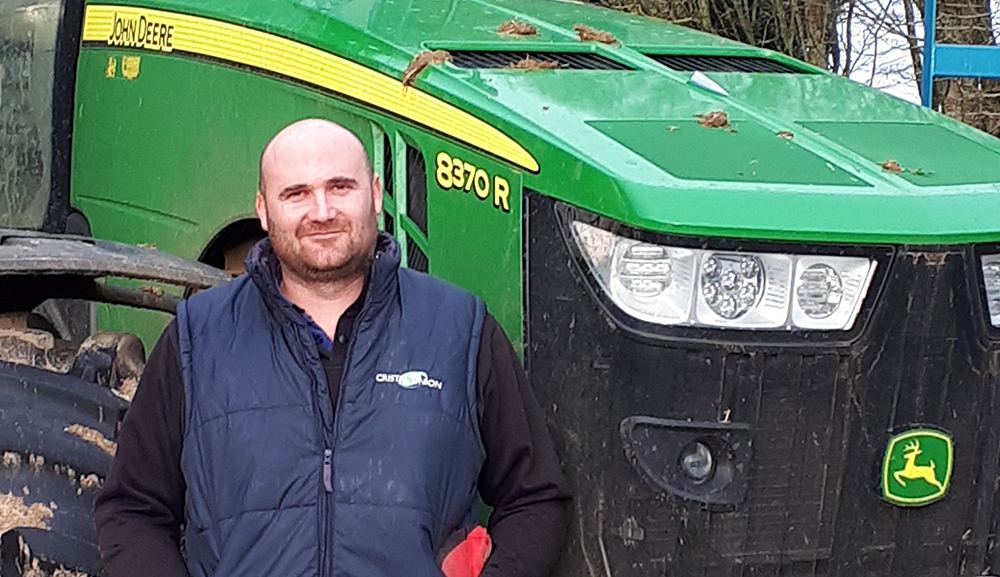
left=574, top=24, right=618, bottom=45
left=498, top=20, right=537, bottom=36
left=507, top=56, right=559, bottom=71
left=881, top=159, right=904, bottom=173
left=402, top=50, right=452, bottom=87
left=696, top=111, right=731, bottom=129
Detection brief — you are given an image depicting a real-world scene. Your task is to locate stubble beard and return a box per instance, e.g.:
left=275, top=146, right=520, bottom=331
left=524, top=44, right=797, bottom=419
left=269, top=213, right=377, bottom=287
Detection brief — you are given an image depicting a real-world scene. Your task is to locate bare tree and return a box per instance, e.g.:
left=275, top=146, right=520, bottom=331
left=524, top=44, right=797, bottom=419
left=592, top=0, right=840, bottom=67
left=926, top=0, right=1000, bottom=134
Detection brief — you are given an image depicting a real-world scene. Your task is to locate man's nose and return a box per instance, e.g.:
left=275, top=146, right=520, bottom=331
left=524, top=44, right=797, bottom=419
left=309, top=190, right=337, bottom=221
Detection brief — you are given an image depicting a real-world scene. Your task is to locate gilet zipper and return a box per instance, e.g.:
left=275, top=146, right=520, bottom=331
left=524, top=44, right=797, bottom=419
left=320, top=267, right=374, bottom=577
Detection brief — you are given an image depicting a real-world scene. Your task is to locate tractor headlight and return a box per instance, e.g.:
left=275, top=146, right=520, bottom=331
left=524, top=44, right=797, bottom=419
left=980, top=255, right=1000, bottom=325
left=571, top=221, right=877, bottom=331
left=572, top=223, right=696, bottom=325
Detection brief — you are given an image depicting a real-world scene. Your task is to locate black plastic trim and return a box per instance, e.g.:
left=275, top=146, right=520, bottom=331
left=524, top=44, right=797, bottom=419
left=43, top=0, right=85, bottom=233
left=621, top=417, right=751, bottom=508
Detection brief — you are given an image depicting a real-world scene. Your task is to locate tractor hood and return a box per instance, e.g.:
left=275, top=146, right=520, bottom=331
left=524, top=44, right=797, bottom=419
left=127, top=0, right=1000, bottom=243
left=474, top=66, right=1000, bottom=244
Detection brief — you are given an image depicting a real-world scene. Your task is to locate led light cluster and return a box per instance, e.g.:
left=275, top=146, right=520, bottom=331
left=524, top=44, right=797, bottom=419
left=571, top=221, right=877, bottom=331
left=980, top=255, right=1000, bottom=326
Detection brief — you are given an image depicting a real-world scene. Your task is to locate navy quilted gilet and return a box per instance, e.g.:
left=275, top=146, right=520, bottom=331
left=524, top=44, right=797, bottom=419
left=176, top=233, right=486, bottom=577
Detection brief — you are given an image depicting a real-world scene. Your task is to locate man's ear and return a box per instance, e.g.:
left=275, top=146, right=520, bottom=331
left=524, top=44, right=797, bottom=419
left=371, top=174, right=384, bottom=216
left=255, top=191, right=270, bottom=232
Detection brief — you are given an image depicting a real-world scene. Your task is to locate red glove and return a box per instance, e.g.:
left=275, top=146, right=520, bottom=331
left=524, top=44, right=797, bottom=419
left=439, top=526, right=492, bottom=577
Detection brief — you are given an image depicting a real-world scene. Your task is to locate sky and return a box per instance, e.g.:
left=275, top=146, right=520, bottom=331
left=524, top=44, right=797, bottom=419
left=845, top=0, right=1000, bottom=104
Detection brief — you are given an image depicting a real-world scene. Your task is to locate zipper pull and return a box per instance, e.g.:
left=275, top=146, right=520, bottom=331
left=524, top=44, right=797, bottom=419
left=323, top=449, right=333, bottom=493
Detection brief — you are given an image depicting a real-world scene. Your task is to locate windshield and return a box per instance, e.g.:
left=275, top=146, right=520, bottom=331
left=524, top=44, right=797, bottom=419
left=0, top=1, right=61, bottom=229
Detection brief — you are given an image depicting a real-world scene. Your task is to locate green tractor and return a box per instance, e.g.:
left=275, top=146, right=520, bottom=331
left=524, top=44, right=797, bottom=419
left=5, top=0, right=1000, bottom=574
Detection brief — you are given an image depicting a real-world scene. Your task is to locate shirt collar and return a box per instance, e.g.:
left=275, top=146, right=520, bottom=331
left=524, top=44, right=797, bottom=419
left=273, top=270, right=368, bottom=354
left=245, top=232, right=399, bottom=349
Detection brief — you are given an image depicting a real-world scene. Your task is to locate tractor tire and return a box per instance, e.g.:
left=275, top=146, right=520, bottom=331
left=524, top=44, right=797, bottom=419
left=0, top=357, right=130, bottom=576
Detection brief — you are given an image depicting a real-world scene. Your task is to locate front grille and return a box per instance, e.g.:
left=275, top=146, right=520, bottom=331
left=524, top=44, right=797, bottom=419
left=447, top=50, right=633, bottom=70
left=646, top=53, right=810, bottom=73
left=382, top=133, right=394, bottom=198
left=407, top=236, right=428, bottom=272
left=525, top=192, right=1000, bottom=577
left=405, top=145, right=427, bottom=235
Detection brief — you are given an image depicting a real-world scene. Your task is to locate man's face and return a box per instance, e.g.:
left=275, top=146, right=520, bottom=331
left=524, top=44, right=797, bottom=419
left=256, top=123, right=382, bottom=284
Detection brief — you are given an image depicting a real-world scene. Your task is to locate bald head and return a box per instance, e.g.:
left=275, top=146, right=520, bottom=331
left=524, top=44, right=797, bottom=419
left=259, top=119, right=373, bottom=195
left=254, top=118, right=383, bottom=288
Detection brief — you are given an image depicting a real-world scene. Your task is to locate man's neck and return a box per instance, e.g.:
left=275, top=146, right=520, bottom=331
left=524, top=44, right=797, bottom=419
left=279, top=271, right=365, bottom=339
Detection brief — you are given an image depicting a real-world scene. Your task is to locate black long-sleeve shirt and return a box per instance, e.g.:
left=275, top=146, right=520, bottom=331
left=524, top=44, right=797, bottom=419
left=94, top=302, right=571, bottom=577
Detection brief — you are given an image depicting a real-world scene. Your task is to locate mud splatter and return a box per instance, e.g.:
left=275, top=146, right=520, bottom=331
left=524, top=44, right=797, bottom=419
left=0, top=493, right=53, bottom=535
left=497, top=20, right=537, bottom=36
left=22, top=558, right=89, bottom=577
left=3, top=452, right=21, bottom=468
left=880, top=159, right=931, bottom=176
left=74, top=332, right=146, bottom=394
left=28, top=454, right=44, bottom=472
left=695, top=111, right=731, bottom=129
left=116, top=377, right=139, bottom=402
left=0, top=328, right=52, bottom=352
left=79, top=474, right=101, bottom=491
left=506, top=56, right=559, bottom=71
left=64, top=425, right=117, bottom=457
left=52, top=569, right=90, bottom=577
left=0, top=328, right=60, bottom=372
left=23, top=559, right=44, bottom=577
left=881, top=159, right=904, bottom=173
left=574, top=24, right=618, bottom=45
left=402, top=50, right=452, bottom=87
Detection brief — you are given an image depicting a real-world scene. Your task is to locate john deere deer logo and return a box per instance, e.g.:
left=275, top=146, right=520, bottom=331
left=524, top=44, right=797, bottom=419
left=882, top=429, right=953, bottom=507
left=893, top=440, right=944, bottom=490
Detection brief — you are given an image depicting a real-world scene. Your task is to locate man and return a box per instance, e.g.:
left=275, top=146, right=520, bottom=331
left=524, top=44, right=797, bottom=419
left=94, top=119, right=571, bottom=576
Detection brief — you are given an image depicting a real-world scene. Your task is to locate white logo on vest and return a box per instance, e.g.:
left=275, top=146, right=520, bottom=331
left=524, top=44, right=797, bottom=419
left=375, top=370, right=443, bottom=390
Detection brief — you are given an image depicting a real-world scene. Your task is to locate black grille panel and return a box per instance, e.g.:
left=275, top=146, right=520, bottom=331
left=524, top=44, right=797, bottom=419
left=646, top=53, right=810, bottom=73
left=525, top=192, right=1000, bottom=577
left=407, top=236, right=428, bottom=272
left=405, top=145, right=427, bottom=235
left=448, top=50, right=633, bottom=70
left=382, top=212, right=394, bottom=236
left=382, top=133, right=393, bottom=198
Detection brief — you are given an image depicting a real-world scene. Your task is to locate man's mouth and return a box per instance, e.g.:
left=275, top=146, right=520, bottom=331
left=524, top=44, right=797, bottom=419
left=301, top=230, right=346, bottom=241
